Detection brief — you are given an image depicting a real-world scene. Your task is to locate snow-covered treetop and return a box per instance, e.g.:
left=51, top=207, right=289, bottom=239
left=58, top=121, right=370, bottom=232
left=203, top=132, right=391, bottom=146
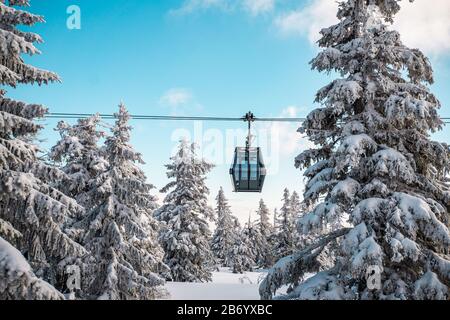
left=156, top=139, right=214, bottom=222
left=99, top=104, right=158, bottom=211
left=256, top=198, right=271, bottom=235
left=50, top=115, right=108, bottom=201
left=215, top=187, right=231, bottom=220
left=280, top=188, right=290, bottom=214
left=106, top=104, right=144, bottom=166
left=51, top=115, right=105, bottom=164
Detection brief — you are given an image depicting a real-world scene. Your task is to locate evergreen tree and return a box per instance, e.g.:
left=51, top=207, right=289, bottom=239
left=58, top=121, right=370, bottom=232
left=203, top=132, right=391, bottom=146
left=261, top=0, right=450, bottom=300
left=50, top=115, right=108, bottom=210
left=155, top=140, right=215, bottom=282
left=0, top=0, right=86, bottom=296
left=229, top=218, right=256, bottom=274
left=50, top=115, right=108, bottom=298
left=273, top=189, right=297, bottom=260
left=255, top=199, right=274, bottom=268
left=289, top=191, right=304, bottom=248
left=256, top=199, right=272, bottom=236
left=78, top=104, right=166, bottom=300
left=211, top=187, right=238, bottom=267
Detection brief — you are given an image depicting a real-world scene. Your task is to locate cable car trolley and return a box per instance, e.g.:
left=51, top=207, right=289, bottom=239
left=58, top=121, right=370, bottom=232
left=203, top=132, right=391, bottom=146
left=230, top=112, right=266, bottom=193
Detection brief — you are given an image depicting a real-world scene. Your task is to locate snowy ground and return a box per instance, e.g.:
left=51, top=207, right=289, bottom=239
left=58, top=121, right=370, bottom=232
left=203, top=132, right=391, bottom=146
left=165, top=268, right=268, bottom=300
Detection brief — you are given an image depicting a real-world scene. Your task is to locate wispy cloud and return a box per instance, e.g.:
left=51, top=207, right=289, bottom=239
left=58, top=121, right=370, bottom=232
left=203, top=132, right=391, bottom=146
left=274, top=0, right=450, bottom=57
left=170, top=0, right=227, bottom=15
left=266, top=106, right=313, bottom=158
left=160, top=88, right=193, bottom=107
left=274, top=0, right=337, bottom=45
left=243, top=0, right=276, bottom=16
left=170, top=0, right=276, bottom=16
left=159, top=88, right=203, bottom=115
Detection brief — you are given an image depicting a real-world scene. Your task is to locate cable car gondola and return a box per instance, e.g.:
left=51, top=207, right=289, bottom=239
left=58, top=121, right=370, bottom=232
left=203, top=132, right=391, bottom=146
left=229, top=112, right=266, bottom=193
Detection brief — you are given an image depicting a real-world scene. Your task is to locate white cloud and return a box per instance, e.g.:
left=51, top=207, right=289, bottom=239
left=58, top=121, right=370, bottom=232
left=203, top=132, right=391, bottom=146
left=160, top=88, right=193, bottom=107
left=170, top=0, right=227, bottom=15
left=274, top=0, right=450, bottom=56
left=266, top=106, right=313, bottom=157
left=171, top=0, right=275, bottom=16
left=274, top=0, right=338, bottom=44
left=243, top=0, right=275, bottom=16
left=394, top=0, right=450, bottom=57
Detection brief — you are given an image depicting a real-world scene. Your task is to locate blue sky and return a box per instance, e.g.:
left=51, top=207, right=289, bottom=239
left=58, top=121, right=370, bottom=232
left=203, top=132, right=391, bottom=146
left=11, top=0, right=450, bottom=223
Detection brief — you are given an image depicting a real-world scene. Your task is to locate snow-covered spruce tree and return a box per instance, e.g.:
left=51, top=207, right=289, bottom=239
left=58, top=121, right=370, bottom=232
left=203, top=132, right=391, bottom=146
left=49, top=116, right=110, bottom=298
left=229, top=218, right=256, bottom=274
left=261, top=0, right=450, bottom=300
left=0, top=0, right=87, bottom=296
left=78, top=104, right=167, bottom=300
left=255, top=199, right=275, bottom=268
left=50, top=115, right=108, bottom=210
left=155, top=140, right=215, bottom=282
left=211, top=187, right=238, bottom=267
left=273, top=189, right=297, bottom=261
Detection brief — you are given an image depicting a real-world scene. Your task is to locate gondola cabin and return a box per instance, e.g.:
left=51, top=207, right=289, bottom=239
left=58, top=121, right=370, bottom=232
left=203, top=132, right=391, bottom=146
left=230, top=147, right=266, bottom=193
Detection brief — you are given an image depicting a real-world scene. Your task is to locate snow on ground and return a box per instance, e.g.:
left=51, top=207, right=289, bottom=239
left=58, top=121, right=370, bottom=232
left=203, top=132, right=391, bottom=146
left=165, top=268, right=267, bottom=300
